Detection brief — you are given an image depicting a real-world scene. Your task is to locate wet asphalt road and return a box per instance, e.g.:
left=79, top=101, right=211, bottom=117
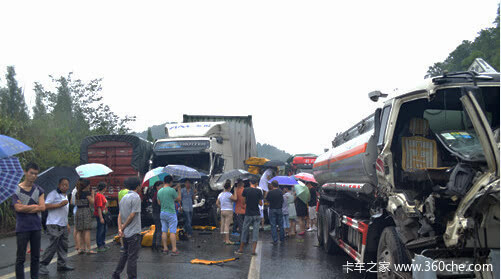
left=0, top=228, right=363, bottom=279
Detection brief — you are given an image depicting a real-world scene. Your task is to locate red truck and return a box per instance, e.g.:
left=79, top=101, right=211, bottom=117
left=287, top=154, right=318, bottom=175
left=80, top=135, right=153, bottom=217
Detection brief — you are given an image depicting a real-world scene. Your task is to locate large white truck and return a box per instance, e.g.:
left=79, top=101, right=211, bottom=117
left=313, top=70, right=500, bottom=278
left=150, top=115, right=257, bottom=224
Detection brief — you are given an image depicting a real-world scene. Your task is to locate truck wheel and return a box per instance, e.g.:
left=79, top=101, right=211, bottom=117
left=323, top=208, right=338, bottom=254
left=317, top=205, right=325, bottom=246
left=377, top=227, right=411, bottom=279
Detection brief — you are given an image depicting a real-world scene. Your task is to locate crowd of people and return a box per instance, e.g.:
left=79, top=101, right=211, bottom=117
left=11, top=162, right=318, bottom=279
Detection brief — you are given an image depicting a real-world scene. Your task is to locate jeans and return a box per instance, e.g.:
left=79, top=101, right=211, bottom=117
left=112, top=234, right=141, bottom=279
left=241, top=216, right=261, bottom=244
left=183, top=210, right=193, bottom=236
left=269, top=208, right=285, bottom=242
left=96, top=217, right=107, bottom=248
left=153, top=213, right=162, bottom=246
left=16, top=230, right=41, bottom=279
left=41, top=225, right=68, bottom=267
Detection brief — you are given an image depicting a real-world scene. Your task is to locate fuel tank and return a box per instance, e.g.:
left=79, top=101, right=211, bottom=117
left=313, top=114, right=378, bottom=187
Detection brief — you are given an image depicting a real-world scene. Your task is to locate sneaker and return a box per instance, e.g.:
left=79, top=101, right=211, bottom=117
left=234, top=250, right=243, bottom=255
left=39, top=264, right=49, bottom=275
left=306, top=228, right=314, bottom=232
left=120, top=246, right=125, bottom=252
left=97, top=247, right=107, bottom=252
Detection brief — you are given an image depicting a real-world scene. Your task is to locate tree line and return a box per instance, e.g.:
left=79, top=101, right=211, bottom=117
left=0, top=68, right=135, bottom=231
left=426, top=6, right=500, bottom=76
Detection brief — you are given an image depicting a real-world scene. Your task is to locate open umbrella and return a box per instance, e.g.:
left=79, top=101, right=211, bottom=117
left=268, top=176, right=298, bottom=186
left=0, top=157, right=24, bottom=204
left=216, top=169, right=259, bottom=184
left=294, top=181, right=310, bottom=204
left=35, top=166, right=80, bottom=193
left=76, top=163, right=113, bottom=178
left=142, top=167, right=168, bottom=187
left=263, top=160, right=285, bottom=168
left=162, top=165, right=201, bottom=179
left=0, top=135, right=32, bottom=159
left=294, top=173, right=318, bottom=184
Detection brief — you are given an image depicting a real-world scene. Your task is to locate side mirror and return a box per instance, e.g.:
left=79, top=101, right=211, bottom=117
left=368, top=91, right=388, bottom=102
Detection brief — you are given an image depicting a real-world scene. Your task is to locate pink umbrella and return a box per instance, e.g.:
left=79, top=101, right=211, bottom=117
left=294, top=172, right=317, bottom=184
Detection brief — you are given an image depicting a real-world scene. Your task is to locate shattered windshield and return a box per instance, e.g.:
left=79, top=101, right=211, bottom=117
left=424, top=86, right=500, bottom=161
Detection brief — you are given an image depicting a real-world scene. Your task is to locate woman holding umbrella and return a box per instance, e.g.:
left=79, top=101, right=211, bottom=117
left=74, top=178, right=95, bottom=254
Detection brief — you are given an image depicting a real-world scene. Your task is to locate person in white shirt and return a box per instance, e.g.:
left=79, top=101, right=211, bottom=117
left=39, top=178, right=74, bottom=275
left=216, top=180, right=237, bottom=245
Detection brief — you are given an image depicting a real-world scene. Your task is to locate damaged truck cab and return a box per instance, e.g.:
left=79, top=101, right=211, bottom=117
left=314, top=71, right=500, bottom=278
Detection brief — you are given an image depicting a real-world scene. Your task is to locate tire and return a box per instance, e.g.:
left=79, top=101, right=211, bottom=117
left=377, top=227, right=411, bottom=279
left=322, top=208, right=338, bottom=254
left=317, top=205, right=325, bottom=246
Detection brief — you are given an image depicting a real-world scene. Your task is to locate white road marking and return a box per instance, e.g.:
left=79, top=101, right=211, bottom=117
left=0, top=238, right=115, bottom=279
left=247, top=241, right=262, bottom=279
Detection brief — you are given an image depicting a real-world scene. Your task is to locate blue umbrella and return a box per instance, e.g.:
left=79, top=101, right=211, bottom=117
left=0, top=157, right=24, bottom=204
left=76, top=163, right=113, bottom=178
left=35, top=166, right=80, bottom=193
left=268, top=176, right=298, bottom=186
left=162, top=165, right=201, bottom=179
left=0, top=135, right=32, bottom=159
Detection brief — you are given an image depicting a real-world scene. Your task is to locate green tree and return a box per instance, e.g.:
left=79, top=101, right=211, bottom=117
left=0, top=66, right=29, bottom=121
left=426, top=6, right=500, bottom=76
left=147, top=127, right=154, bottom=142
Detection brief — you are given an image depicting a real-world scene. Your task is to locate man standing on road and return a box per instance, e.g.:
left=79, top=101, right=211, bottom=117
left=180, top=179, right=195, bottom=238
left=235, top=178, right=263, bottom=256
left=112, top=177, right=142, bottom=279
left=265, top=180, right=285, bottom=245
left=94, top=182, right=109, bottom=252
left=12, top=162, right=45, bottom=279
left=39, top=178, right=74, bottom=275
left=306, top=182, right=318, bottom=232
left=157, top=175, right=181, bottom=255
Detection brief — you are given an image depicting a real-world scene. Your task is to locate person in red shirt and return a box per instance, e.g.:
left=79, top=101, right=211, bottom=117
left=94, top=182, right=109, bottom=252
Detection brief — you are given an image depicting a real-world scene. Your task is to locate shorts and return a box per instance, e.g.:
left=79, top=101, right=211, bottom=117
left=160, top=212, right=178, bottom=233
left=308, top=206, right=317, bottom=219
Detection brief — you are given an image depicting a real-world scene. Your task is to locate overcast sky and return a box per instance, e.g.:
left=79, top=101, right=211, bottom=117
left=0, top=0, right=499, bottom=155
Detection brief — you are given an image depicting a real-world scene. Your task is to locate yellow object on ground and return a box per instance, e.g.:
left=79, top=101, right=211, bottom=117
left=191, top=258, right=238, bottom=265
left=141, top=225, right=181, bottom=246
left=115, top=225, right=181, bottom=246
left=192, top=225, right=216, bottom=231
left=245, top=157, right=270, bottom=174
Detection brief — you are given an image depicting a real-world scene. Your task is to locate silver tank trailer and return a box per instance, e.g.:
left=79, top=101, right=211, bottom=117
left=313, top=113, right=378, bottom=189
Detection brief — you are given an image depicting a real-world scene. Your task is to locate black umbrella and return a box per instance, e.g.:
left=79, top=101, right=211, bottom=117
left=35, top=166, right=80, bottom=193
left=263, top=160, right=285, bottom=168
left=216, top=169, right=259, bottom=184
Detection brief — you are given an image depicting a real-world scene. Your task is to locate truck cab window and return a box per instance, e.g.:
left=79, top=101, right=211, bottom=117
left=377, top=105, right=391, bottom=147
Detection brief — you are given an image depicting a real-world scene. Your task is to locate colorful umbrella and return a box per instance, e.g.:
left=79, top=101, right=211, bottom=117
left=294, top=173, right=317, bottom=184
left=0, top=157, right=24, bottom=204
left=142, top=167, right=167, bottom=187
left=162, top=165, right=201, bottom=179
left=76, top=163, right=113, bottom=178
left=294, top=181, right=310, bottom=204
left=35, top=166, right=80, bottom=193
left=268, top=176, right=298, bottom=186
left=0, top=135, right=32, bottom=159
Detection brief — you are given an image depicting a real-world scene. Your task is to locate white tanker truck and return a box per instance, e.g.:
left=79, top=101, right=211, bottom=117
left=313, top=70, right=500, bottom=278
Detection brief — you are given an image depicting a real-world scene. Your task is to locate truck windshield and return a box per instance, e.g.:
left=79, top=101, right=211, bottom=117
left=152, top=154, right=210, bottom=173
left=424, top=86, right=500, bottom=161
